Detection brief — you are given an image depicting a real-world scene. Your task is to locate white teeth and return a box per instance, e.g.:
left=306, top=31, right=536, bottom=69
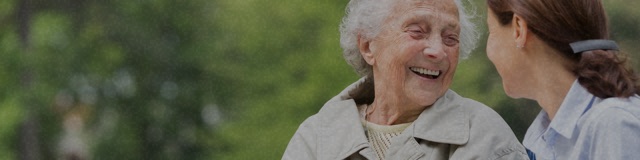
left=410, top=67, right=440, bottom=76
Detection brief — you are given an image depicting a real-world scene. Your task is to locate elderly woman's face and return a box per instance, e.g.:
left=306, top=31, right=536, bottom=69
left=365, top=0, right=460, bottom=107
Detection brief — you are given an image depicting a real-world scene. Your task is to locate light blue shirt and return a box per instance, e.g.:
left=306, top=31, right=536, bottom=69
left=523, top=80, right=640, bottom=160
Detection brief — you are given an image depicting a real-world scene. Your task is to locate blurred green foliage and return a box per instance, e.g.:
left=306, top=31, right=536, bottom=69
left=0, top=0, right=638, bottom=159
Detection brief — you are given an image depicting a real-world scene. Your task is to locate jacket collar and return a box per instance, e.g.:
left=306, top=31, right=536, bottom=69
left=318, top=99, right=372, bottom=159
left=410, top=89, right=470, bottom=145
left=317, top=77, right=471, bottom=159
left=317, top=77, right=373, bottom=159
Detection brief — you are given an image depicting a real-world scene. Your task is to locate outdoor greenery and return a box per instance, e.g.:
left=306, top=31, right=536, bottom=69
left=0, top=0, right=638, bottom=159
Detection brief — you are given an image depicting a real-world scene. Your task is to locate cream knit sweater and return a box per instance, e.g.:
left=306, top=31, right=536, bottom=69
left=359, top=105, right=412, bottom=160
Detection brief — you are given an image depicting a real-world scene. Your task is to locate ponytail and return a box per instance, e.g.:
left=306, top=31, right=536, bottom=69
left=574, top=50, right=640, bottom=98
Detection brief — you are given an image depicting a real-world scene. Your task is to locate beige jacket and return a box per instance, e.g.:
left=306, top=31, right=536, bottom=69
left=283, top=78, right=528, bottom=160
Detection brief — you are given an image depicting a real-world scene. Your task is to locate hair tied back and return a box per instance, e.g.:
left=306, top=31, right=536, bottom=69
left=570, top=39, right=619, bottom=54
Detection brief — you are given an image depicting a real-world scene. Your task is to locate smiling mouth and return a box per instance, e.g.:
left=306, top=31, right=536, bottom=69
left=410, top=67, right=441, bottom=79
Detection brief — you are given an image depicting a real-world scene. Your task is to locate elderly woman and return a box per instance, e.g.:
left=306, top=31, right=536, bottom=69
left=283, top=0, right=528, bottom=159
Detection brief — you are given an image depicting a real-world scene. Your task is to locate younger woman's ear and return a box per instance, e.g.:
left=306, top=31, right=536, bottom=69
left=512, top=14, right=528, bottom=48
left=358, top=35, right=376, bottom=65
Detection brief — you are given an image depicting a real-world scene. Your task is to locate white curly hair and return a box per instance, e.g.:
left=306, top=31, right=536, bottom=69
left=339, top=0, right=479, bottom=77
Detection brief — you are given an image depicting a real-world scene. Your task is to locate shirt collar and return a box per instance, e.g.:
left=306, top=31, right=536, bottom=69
left=523, top=80, right=597, bottom=158
left=549, top=80, right=595, bottom=139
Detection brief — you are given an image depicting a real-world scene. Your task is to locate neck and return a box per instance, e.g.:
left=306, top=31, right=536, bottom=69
left=528, top=45, right=577, bottom=120
left=366, top=96, right=425, bottom=125
left=534, top=76, right=575, bottom=120
left=367, top=71, right=429, bottom=125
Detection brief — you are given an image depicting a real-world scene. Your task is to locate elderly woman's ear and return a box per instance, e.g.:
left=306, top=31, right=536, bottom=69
left=358, top=35, right=376, bottom=65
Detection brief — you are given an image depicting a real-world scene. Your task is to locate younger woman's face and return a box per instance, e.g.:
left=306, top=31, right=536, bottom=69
left=486, top=9, right=529, bottom=98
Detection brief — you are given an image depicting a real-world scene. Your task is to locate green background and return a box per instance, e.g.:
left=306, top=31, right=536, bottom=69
left=0, top=0, right=638, bottom=159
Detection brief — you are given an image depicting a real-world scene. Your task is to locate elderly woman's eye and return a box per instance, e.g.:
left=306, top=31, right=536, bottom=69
left=407, top=30, right=424, bottom=39
left=408, top=29, right=422, bottom=33
left=405, top=26, right=425, bottom=39
left=444, top=36, right=459, bottom=46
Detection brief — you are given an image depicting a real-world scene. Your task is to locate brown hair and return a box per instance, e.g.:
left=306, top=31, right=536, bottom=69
left=487, top=0, right=640, bottom=98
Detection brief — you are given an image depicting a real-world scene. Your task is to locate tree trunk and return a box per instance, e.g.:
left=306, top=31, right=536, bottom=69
left=17, top=0, right=42, bottom=159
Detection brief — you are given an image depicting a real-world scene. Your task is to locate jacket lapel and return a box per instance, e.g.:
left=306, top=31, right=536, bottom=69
left=411, top=90, right=470, bottom=145
left=317, top=99, right=372, bottom=159
left=386, top=90, right=471, bottom=159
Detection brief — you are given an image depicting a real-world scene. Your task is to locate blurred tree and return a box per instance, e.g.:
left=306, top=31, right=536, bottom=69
left=4, top=0, right=222, bottom=159
left=203, top=0, right=357, bottom=159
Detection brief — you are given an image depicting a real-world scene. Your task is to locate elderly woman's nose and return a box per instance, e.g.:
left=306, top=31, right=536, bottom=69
left=422, top=40, right=446, bottom=61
